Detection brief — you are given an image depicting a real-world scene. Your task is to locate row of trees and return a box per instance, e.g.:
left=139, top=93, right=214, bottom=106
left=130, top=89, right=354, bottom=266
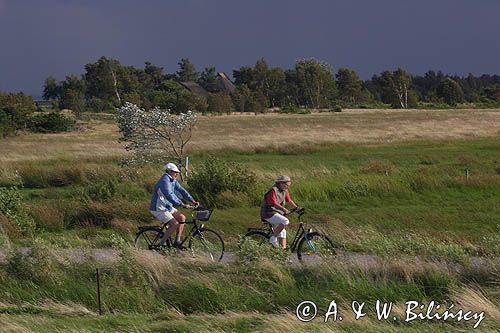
left=0, top=92, right=74, bottom=138
left=38, top=56, right=500, bottom=115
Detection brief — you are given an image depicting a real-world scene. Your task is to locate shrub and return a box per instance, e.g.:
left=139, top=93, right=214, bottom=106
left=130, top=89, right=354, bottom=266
left=248, top=90, right=268, bottom=113
left=206, top=93, right=233, bottom=114
left=82, top=178, right=118, bottom=202
left=188, top=157, right=256, bottom=207
left=0, top=186, right=36, bottom=237
left=19, top=165, right=85, bottom=188
left=0, top=92, right=37, bottom=137
left=28, top=112, right=75, bottom=133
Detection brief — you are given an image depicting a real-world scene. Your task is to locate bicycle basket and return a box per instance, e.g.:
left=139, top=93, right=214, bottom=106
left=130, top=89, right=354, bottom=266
left=195, top=210, right=212, bottom=221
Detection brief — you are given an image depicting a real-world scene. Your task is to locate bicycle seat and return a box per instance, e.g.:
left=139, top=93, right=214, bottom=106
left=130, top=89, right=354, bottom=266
left=261, top=219, right=271, bottom=225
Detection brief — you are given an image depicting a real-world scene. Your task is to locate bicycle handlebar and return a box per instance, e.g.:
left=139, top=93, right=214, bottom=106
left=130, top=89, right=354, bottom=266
left=285, top=207, right=305, bottom=216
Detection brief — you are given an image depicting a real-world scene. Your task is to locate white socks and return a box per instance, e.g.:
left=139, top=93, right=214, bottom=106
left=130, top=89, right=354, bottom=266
left=269, top=236, right=279, bottom=247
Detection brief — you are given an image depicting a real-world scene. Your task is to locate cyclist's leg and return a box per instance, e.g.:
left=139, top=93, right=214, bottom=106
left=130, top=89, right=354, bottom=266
left=265, top=214, right=289, bottom=249
left=172, top=209, right=186, bottom=243
left=279, top=228, right=287, bottom=249
left=150, top=210, right=179, bottom=242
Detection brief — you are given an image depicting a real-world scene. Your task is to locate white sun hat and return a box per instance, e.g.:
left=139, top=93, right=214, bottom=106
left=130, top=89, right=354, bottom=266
left=163, top=163, right=180, bottom=173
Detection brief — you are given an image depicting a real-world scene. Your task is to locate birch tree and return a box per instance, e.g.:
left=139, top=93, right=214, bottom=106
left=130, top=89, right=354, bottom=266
left=294, top=58, right=334, bottom=109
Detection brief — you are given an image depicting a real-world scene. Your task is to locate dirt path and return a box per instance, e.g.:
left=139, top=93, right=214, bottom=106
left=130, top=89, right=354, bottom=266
left=1, top=247, right=498, bottom=273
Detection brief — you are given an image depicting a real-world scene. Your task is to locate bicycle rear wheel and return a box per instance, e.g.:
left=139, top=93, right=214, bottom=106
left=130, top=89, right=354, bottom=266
left=189, top=227, right=224, bottom=262
left=241, top=230, right=271, bottom=247
left=134, top=227, right=164, bottom=251
left=297, top=231, right=336, bottom=263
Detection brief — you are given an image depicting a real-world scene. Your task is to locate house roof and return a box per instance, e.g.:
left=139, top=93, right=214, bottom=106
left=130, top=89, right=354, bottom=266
left=179, top=81, right=209, bottom=98
left=216, top=72, right=236, bottom=93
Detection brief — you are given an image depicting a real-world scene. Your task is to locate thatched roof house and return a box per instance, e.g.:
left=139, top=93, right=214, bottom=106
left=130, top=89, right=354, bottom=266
left=180, top=72, right=236, bottom=97
left=179, top=82, right=209, bottom=98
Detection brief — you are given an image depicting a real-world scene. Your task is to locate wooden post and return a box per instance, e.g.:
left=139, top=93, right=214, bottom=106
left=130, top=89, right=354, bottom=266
left=465, top=168, right=469, bottom=180
left=96, top=268, right=102, bottom=315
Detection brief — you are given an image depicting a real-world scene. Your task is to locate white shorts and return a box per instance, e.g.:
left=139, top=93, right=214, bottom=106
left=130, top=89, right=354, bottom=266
left=150, top=208, right=178, bottom=224
left=265, top=214, right=290, bottom=238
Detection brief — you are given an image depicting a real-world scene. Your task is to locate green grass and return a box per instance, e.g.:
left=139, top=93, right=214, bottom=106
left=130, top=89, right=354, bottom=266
left=0, top=245, right=498, bottom=332
left=1, top=137, right=499, bottom=256
left=1, top=137, right=500, bottom=331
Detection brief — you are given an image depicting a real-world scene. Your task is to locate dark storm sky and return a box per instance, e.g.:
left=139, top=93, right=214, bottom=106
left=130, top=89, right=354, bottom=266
left=1, top=0, right=499, bottom=96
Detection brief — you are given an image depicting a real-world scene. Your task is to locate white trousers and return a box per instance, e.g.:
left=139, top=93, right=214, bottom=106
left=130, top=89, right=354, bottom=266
left=150, top=207, right=178, bottom=224
left=265, top=214, right=290, bottom=238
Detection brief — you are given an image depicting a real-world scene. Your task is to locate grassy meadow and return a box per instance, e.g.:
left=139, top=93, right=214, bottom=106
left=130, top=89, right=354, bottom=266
left=0, top=109, right=499, bottom=332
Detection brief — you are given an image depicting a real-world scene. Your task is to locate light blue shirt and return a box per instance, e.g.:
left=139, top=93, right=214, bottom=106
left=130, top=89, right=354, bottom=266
left=149, top=173, right=194, bottom=211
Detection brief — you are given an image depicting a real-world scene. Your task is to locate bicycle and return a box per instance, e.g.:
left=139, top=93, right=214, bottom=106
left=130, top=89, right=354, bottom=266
left=134, top=205, right=225, bottom=262
left=241, top=208, right=336, bottom=263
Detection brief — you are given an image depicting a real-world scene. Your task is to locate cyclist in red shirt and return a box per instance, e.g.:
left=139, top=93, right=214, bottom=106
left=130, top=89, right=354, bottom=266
left=260, top=175, right=300, bottom=249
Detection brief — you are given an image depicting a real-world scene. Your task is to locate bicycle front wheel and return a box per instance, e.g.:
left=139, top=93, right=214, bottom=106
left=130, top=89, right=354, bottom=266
left=134, top=227, right=163, bottom=251
left=189, top=227, right=224, bottom=262
left=297, top=231, right=336, bottom=263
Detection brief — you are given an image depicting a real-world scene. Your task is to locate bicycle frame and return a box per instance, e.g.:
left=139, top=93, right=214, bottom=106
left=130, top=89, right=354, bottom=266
left=159, top=217, right=205, bottom=248
left=248, top=210, right=309, bottom=252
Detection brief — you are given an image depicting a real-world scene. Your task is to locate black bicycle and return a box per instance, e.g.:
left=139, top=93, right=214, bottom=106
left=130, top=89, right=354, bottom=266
left=241, top=208, right=336, bottom=263
left=134, top=206, right=224, bottom=262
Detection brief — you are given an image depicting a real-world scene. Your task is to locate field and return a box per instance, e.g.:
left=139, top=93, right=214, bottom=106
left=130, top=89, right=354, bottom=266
left=0, top=109, right=499, bottom=332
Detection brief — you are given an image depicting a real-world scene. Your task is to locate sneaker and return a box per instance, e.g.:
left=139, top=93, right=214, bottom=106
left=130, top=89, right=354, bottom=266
left=269, top=236, right=279, bottom=247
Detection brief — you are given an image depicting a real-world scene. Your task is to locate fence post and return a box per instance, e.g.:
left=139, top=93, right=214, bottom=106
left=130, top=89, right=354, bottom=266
left=96, top=268, right=102, bottom=315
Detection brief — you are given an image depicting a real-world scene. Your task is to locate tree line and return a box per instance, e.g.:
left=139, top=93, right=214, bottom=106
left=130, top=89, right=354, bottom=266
left=1, top=56, right=500, bottom=137
left=42, top=56, right=500, bottom=113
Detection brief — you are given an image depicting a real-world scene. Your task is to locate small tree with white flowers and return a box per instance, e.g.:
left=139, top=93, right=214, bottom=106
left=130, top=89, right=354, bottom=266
left=116, top=102, right=196, bottom=173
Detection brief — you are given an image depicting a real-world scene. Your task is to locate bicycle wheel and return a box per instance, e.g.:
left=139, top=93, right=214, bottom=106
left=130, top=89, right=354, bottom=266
left=297, top=231, right=336, bottom=263
left=189, top=227, right=224, bottom=262
left=241, top=230, right=271, bottom=247
left=134, top=227, right=163, bottom=250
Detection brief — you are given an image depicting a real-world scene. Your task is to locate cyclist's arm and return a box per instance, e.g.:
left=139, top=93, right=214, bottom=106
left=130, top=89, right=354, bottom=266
left=159, top=179, right=184, bottom=207
left=174, top=181, right=197, bottom=205
left=288, top=200, right=299, bottom=210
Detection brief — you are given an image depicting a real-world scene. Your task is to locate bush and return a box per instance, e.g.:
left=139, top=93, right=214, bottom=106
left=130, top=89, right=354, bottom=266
left=28, top=112, right=75, bottom=133
left=0, top=186, right=36, bottom=237
left=206, top=93, right=233, bottom=114
left=0, top=92, right=37, bottom=137
left=188, top=157, right=256, bottom=207
left=19, top=165, right=85, bottom=188
left=82, top=178, right=118, bottom=202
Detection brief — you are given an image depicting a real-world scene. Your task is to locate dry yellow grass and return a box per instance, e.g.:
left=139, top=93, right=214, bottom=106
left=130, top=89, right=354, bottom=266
left=1, top=109, right=499, bottom=162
